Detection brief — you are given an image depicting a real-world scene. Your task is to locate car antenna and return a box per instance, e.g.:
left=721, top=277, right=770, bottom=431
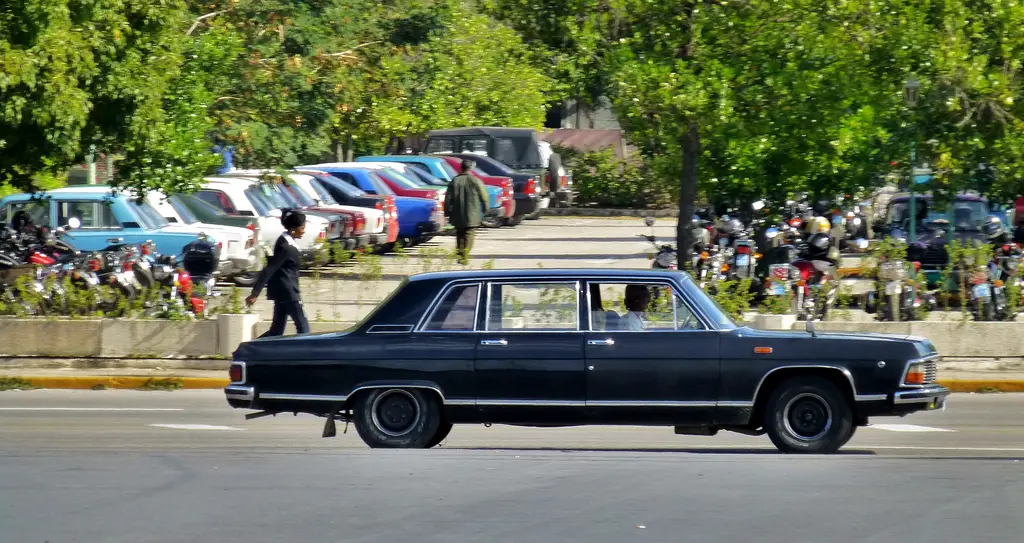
left=806, top=319, right=817, bottom=338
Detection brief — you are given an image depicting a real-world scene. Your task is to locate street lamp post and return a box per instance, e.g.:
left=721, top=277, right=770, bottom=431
left=905, top=74, right=920, bottom=243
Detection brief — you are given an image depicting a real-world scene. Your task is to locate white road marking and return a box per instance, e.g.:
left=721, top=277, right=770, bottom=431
left=149, top=424, right=243, bottom=431
left=0, top=408, right=185, bottom=412
left=867, top=446, right=1024, bottom=452
left=865, top=424, right=956, bottom=433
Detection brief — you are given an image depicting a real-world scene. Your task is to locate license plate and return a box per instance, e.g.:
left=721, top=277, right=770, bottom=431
left=770, top=265, right=790, bottom=280
left=735, top=254, right=750, bottom=267
left=885, top=281, right=902, bottom=295
left=972, top=284, right=991, bottom=299
left=771, top=284, right=787, bottom=295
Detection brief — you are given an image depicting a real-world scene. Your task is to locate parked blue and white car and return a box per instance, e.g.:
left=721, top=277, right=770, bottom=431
left=299, top=165, right=443, bottom=243
left=0, top=186, right=220, bottom=261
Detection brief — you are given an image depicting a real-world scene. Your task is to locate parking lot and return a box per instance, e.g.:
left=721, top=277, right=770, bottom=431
left=243, top=216, right=872, bottom=325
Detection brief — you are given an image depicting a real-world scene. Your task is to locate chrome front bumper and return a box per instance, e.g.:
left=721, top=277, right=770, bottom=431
left=893, top=385, right=950, bottom=409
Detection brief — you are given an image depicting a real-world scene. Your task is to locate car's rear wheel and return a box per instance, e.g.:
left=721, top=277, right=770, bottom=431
left=764, top=376, right=853, bottom=454
left=353, top=388, right=441, bottom=448
left=425, top=421, right=454, bottom=448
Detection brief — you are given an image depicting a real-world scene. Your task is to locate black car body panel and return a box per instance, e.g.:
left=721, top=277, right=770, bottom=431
left=226, top=269, right=948, bottom=447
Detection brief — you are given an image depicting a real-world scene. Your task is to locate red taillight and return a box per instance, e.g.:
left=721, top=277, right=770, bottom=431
left=789, top=218, right=803, bottom=228
left=355, top=213, right=366, bottom=233
left=524, top=179, right=537, bottom=195
left=229, top=363, right=243, bottom=383
left=736, top=245, right=752, bottom=255
left=217, top=242, right=223, bottom=252
left=318, top=229, right=327, bottom=240
left=88, top=258, right=101, bottom=272
left=913, top=261, right=921, bottom=272
left=375, top=200, right=383, bottom=211
left=140, top=243, right=151, bottom=256
left=246, top=222, right=256, bottom=232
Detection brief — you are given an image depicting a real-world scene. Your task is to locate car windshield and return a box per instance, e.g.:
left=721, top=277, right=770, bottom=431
left=243, top=185, right=276, bottom=215
left=281, top=182, right=317, bottom=207
left=887, top=199, right=988, bottom=231
left=313, top=174, right=367, bottom=198
left=677, top=273, right=737, bottom=329
left=377, top=168, right=425, bottom=189
left=167, top=195, right=200, bottom=224
left=128, top=201, right=169, bottom=229
left=181, top=193, right=232, bottom=218
left=365, top=172, right=396, bottom=196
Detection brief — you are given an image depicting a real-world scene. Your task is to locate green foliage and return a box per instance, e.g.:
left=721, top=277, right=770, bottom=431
left=139, top=378, right=184, bottom=391
left=555, top=146, right=674, bottom=208
left=703, top=279, right=756, bottom=323
left=0, top=377, right=38, bottom=391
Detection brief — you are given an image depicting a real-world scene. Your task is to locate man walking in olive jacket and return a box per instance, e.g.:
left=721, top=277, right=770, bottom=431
left=444, top=158, right=491, bottom=265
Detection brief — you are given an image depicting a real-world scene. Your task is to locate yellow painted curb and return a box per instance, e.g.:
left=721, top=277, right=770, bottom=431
left=1, top=376, right=230, bottom=390
left=937, top=380, right=1024, bottom=393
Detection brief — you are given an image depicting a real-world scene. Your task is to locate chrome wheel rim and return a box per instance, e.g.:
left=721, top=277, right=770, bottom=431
left=370, top=390, right=421, bottom=437
left=783, top=393, right=833, bottom=441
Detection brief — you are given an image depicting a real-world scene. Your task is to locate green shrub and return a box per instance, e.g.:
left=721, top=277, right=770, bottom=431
left=553, top=146, right=675, bottom=208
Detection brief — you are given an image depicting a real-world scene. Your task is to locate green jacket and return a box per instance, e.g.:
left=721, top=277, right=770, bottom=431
left=444, top=173, right=490, bottom=229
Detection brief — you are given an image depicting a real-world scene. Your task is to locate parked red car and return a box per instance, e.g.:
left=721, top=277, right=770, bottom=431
left=372, top=167, right=442, bottom=202
left=435, top=155, right=517, bottom=226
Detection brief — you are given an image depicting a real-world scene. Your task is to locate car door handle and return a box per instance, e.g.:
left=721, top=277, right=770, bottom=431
left=587, top=338, right=615, bottom=346
left=480, top=339, right=508, bottom=346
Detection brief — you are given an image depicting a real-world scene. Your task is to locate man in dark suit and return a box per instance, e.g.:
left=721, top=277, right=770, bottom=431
left=246, top=209, right=310, bottom=337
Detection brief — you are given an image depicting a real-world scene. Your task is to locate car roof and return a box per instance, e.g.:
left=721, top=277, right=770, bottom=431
left=406, top=268, right=691, bottom=283
left=890, top=192, right=987, bottom=203
left=427, top=127, right=537, bottom=138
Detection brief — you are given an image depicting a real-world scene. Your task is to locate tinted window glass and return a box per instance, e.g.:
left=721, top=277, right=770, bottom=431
left=167, top=195, right=200, bottom=224
left=424, top=284, right=479, bottom=331
left=57, top=201, right=120, bottom=229
left=378, top=169, right=424, bottom=189
left=197, top=190, right=238, bottom=214
left=437, top=160, right=458, bottom=179
left=282, top=183, right=316, bottom=206
left=129, top=201, right=169, bottom=229
left=366, top=172, right=396, bottom=196
left=487, top=283, right=578, bottom=331
left=460, top=138, right=489, bottom=154
left=425, top=138, right=455, bottom=154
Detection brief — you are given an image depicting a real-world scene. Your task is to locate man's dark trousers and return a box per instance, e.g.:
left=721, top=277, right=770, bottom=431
left=261, top=301, right=310, bottom=337
left=455, top=227, right=476, bottom=261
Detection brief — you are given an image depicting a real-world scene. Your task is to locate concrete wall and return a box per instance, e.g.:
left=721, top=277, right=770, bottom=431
left=0, top=316, right=1020, bottom=365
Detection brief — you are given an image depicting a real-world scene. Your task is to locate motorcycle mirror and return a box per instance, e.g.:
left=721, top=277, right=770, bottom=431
left=751, top=200, right=766, bottom=211
left=66, top=217, right=81, bottom=230
left=644, top=216, right=656, bottom=227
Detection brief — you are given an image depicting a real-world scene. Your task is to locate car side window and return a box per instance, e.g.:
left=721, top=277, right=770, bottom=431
left=460, top=138, right=489, bottom=154
left=56, top=201, right=120, bottom=229
left=423, top=284, right=480, bottom=332
left=4, top=201, right=50, bottom=228
left=426, top=138, right=455, bottom=154
left=487, top=282, right=578, bottom=331
left=587, top=282, right=704, bottom=331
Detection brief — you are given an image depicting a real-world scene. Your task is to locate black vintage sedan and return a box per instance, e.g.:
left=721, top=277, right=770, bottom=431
left=225, top=269, right=949, bottom=453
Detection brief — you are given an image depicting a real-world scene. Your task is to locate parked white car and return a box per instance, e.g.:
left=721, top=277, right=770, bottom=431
left=227, top=169, right=392, bottom=249
left=195, top=177, right=331, bottom=263
left=146, top=191, right=264, bottom=286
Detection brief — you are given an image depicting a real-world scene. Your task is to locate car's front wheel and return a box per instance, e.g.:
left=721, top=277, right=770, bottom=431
left=353, top=388, right=441, bottom=448
left=764, top=376, right=854, bottom=454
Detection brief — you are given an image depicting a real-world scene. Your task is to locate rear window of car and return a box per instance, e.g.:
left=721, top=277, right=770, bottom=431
left=167, top=195, right=200, bottom=224
left=128, top=201, right=169, bottom=229
left=242, top=186, right=275, bottom=215
left=425, top=138, right=455, bottom=154
left=378, top=169, right=425, bottom=189
left=365, top=172, right=396, bottom=196
left=4, top=201, right=50, bottom=228
left=436, top=160, right=458, bottom=179
left=314, top=174, right=367, bottom=198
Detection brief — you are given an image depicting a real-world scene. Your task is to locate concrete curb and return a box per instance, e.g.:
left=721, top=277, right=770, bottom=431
left=1, top=376, right=1022, bottom=393
left=541, top=208, right=678, bottom=218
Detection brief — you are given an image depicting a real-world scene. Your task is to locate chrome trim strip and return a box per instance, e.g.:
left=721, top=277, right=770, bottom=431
left=260, top=393, right=348, bottom=402
left=229, top=361, right=247, bottom=385
left=750, top=365, right=859, bottom=404
left=367, top=324, right=415, bottom=334
left=716, top=401, right=755, bottom=408
left=586, top=400, right=716, bottom=408
left=477, top=399, right=586, bottom=407
left=224, top=385, right=255, bottom=401
left=855, top=394, right=888, bottom=402
left=900, top=354, right=940, bottom=388
left=444, top=399, right=477, bottom=406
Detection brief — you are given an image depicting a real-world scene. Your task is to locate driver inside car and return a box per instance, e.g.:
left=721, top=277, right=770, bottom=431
left=622, top=284, right=651, bottom=331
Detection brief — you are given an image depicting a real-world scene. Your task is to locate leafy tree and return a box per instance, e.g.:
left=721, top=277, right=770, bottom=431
left=0, top=0, right=216, bottom=196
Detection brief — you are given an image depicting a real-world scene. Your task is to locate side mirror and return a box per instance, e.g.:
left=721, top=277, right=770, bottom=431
left=644, top=216, right=656, bottom=227
left=66, top=217, right=81, bottom=230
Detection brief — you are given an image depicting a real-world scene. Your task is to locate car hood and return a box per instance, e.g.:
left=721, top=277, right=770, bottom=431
left=732, top=326, right=936, bottom=359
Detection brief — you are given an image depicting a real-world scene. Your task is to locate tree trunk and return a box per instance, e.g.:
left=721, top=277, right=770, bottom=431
left=677, top=120, right=700, bottom=270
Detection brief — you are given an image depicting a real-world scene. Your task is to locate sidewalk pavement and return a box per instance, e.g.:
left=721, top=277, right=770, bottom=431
left=1, top=365, right=1022, bottom=392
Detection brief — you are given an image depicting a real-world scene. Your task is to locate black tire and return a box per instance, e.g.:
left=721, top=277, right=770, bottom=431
left=353, top=388, right=442, bottom=449
left=505, top=215, right=524, bottom=227
left=526, top=210, right=543, bottom=220
left=425, top=421, right=454, bottom=449
left=232, top=272, right=257, bottom=287
left=763, top=376, right=854, bottom=454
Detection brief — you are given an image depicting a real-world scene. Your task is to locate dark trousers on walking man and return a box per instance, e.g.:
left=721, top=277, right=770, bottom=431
left=455, top=227, right=476, bottom=265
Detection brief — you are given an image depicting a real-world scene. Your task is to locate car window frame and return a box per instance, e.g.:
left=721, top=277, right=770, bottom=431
left=55, top=199, right=123, bottom=230
left=197, top=189, right=240, bottom=215
left=583, top=280, right=708, bottom=332
left=483, top=280, right=582, bottom=333
left=4, top=199, right=54, bottom=229
left=416, top=281, right=483, bottom=333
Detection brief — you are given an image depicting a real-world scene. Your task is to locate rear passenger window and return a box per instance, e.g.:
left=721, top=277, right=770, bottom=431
left=423, top=284, right=480, bottom=331
left=487, top=282, right=579, bottom=331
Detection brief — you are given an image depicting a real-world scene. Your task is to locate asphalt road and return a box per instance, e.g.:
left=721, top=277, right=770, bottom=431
left=2, top=390, right=1023, bottom=542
